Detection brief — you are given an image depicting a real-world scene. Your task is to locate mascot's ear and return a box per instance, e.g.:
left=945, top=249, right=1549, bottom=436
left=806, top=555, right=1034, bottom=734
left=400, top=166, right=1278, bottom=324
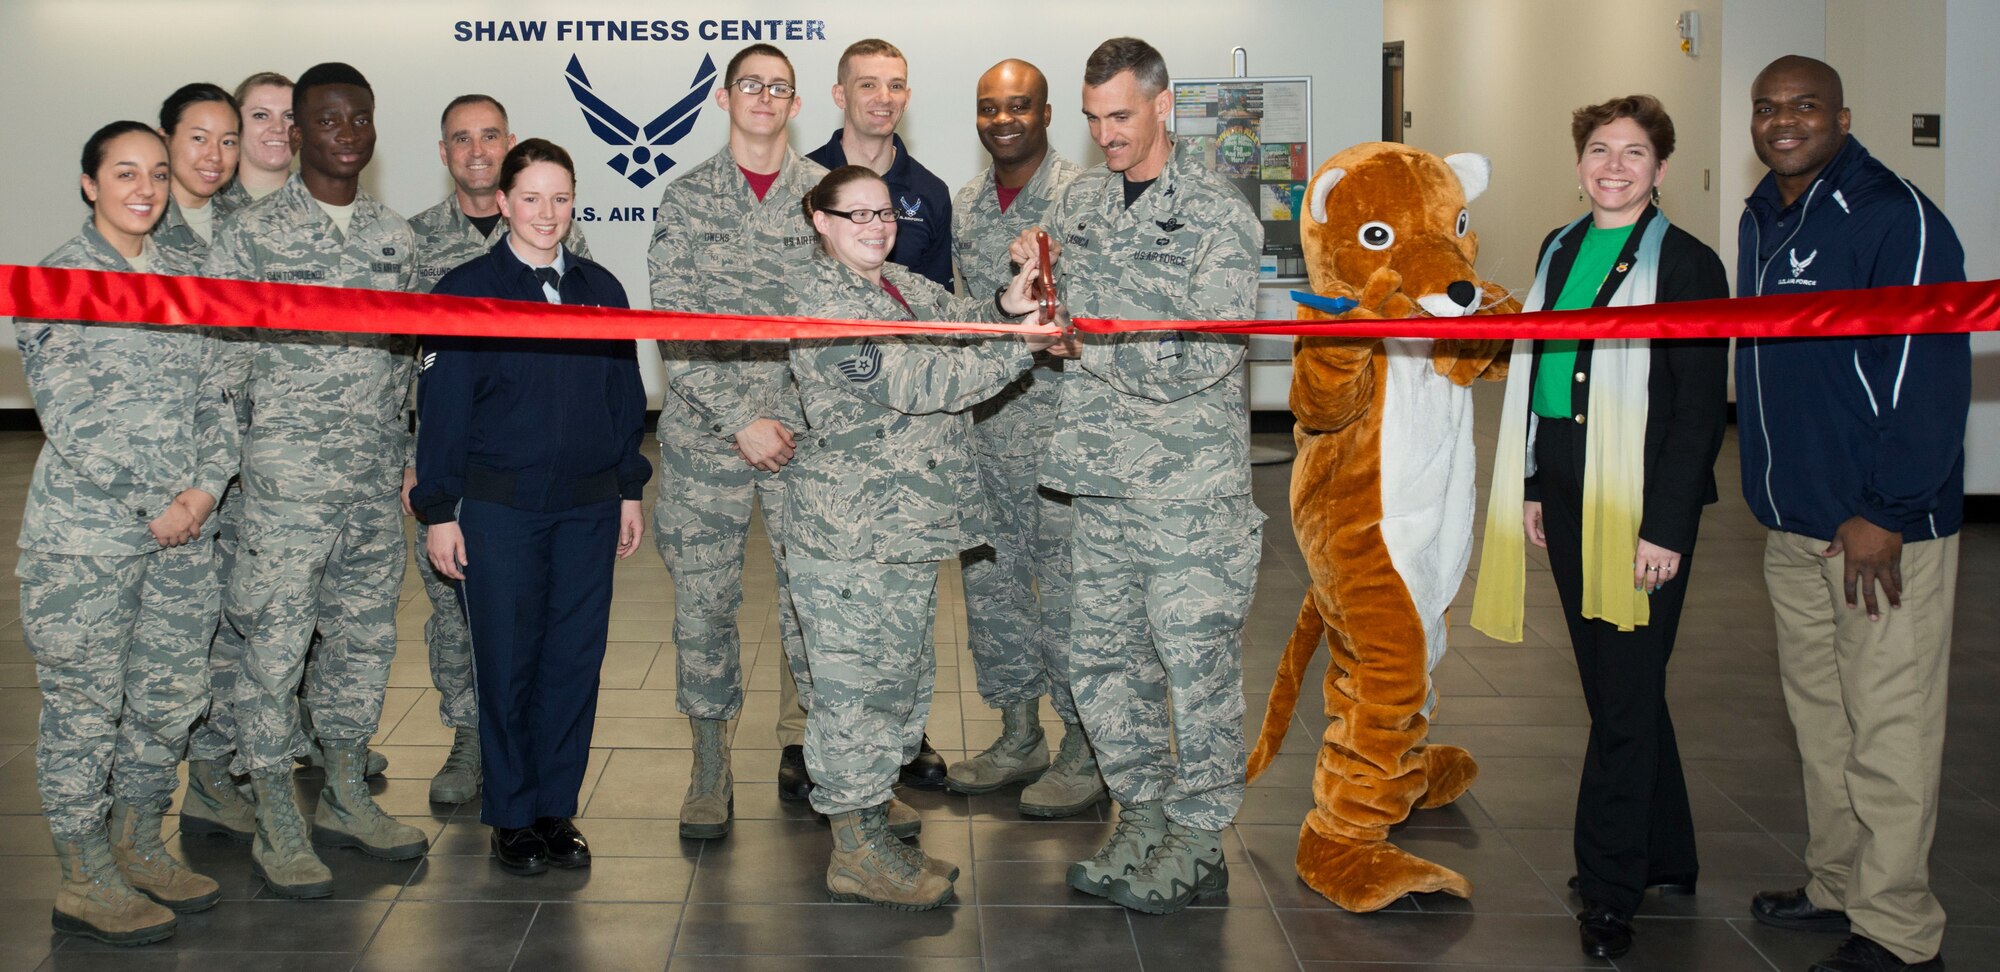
left=1308, top=167, right=1346, bottom=224
left=1444, top=153, right=1490, bottom=203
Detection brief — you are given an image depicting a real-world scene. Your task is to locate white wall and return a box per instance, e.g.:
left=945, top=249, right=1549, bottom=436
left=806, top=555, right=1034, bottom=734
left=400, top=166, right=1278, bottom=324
left=0, top=0, right=1383, bottom=409
left=1716, top=0, right=1824, bottom=280
left=1385, top=0, right=1726, bottom=296
left=1944, top=0, right=2000, bottom=492
left=1825, top=0, right=1945, bottom=195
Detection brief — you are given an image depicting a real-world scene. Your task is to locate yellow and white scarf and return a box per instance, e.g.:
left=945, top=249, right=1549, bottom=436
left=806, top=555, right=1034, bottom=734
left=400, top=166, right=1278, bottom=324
left=1470, top=213, right=1665, bottom=641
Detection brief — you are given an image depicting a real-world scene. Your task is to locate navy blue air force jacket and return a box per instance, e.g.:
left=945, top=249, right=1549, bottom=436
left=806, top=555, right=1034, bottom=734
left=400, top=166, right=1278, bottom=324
left=412, top=237, right=652, bottom=524
left=808, top=130, right=955, bottom=289
left=1735, top=136, right=1969, bottom=543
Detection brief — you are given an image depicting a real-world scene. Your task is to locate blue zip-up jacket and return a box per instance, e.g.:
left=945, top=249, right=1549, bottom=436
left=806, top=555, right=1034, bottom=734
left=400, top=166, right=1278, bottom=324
left=412, top=237, right=652, bottom=524
left=1735, top=136, right=1969, bottom=543
left=808, top=130, right=955, bottom=289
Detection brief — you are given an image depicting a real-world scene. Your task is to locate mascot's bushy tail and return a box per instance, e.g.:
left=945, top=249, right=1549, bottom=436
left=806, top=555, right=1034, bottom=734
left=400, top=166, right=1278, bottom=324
left=1246, top=596, right=1325, bottom=783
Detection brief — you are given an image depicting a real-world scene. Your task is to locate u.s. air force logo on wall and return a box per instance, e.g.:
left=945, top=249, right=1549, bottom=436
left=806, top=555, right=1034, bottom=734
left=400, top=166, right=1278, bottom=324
left=564, top=53, right=716, bottom=188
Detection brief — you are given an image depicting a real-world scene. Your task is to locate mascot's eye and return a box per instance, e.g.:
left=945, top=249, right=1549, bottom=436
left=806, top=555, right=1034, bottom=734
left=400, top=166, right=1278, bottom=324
left=1358, top=221, right=1395, bottom=251
left=1455, top=209, right=1470, bottom=237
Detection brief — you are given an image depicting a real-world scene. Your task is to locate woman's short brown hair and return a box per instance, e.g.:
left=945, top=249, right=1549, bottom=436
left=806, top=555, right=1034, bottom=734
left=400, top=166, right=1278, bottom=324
left=1571, top=94, right=1675, bottom=161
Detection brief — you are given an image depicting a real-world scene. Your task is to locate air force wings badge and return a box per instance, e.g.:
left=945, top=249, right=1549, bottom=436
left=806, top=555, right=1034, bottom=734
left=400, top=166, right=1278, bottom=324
left=565, top=54, right=717, bottom=189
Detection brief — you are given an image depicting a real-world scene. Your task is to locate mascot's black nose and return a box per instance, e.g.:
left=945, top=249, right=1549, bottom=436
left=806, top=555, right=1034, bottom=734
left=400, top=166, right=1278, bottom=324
left=1446, top=280, right=1478, bottom=309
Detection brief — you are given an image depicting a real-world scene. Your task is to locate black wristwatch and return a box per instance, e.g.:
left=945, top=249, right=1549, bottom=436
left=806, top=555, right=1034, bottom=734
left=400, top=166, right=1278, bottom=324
left=994, top=285, right=1026, bottom=320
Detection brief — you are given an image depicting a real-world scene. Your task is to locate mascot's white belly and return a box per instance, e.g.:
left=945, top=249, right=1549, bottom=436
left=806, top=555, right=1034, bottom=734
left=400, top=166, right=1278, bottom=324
left=1375, top=338, right=1477, bottom=687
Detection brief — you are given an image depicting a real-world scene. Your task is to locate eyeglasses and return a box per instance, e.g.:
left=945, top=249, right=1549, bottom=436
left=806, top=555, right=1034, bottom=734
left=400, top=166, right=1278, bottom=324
left=730, top=77, right=796, bottom=99
left=819, top=207, right=899, bottom=225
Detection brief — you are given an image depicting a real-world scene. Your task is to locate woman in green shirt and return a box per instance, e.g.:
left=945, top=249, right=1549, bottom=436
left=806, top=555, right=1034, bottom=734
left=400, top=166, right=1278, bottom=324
left=1472, top=94, right=1728, bottom=962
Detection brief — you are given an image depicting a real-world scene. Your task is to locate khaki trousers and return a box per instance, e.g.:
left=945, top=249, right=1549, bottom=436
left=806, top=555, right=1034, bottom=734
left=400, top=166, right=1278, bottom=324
left=1765, top=530, right=1957, bottom=963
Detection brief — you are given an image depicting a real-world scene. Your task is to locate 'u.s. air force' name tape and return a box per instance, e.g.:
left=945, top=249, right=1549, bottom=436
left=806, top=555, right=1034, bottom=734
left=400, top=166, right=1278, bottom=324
left=3, top=264, right=1997, bottom=343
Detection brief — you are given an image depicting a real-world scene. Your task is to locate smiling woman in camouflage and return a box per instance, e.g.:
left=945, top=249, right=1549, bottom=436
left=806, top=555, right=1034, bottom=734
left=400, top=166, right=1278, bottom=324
left=16, top=121, right=238, bottom=946
left=785, top=165, right=1056, bottom=911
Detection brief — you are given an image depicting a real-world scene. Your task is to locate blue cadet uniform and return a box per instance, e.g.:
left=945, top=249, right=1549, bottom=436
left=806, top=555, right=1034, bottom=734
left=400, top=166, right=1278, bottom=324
left=808, top=130, right=955, bottom=289
left=413, top=237, right=651, bottom=829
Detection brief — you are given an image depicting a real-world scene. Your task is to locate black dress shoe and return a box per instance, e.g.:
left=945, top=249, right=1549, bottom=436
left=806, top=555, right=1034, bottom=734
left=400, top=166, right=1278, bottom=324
left=1568, top=872, right=1698, bottom=896
left=1577, top=903, right=1633, bottom=959
left=777, top=744, right=814, bottom=802
left=491, top=826, right=548, bottom=876
left=534, top=817, right=590, bottom=869
left=899, top=735, right=947, bottom=790
left=1808, top=934, right=1943, bottom=972
left=1752, top=887, right=1851, bottom=932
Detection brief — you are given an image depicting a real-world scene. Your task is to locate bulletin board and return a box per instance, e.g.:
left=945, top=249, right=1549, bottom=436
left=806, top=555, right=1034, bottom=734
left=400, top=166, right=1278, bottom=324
left=1169, top=75, right=1312, bottom=256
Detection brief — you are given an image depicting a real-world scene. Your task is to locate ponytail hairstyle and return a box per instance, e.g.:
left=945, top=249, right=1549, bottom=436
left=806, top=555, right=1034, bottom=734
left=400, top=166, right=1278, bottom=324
left=79, top=120, right=165, bottom=207
left=800, top=164, right=886, bottom=251
left=497, top=138, right=576, bottom=194
left=159, top=82, right=239, bottom=135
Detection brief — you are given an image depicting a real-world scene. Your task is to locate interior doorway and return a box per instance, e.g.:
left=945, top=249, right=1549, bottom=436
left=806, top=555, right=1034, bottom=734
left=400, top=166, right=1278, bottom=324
left=1383, top=42, right=1405, bottom=142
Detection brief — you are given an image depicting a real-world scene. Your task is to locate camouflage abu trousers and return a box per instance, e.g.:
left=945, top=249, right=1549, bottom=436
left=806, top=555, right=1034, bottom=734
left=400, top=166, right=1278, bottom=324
left=654, top=438, right=806, bottom=724
left=18, top=543, right=216, bottom=839
left=224, top=491, right=405, bottom=773
left=1066, top=494, right=1262, bottom=831
left=788, top=554, right=937, bottom=816
left=960, top=453, right=1077, bottom=721
left=192, top=483, right=395, bottom=760
left=414, top=521, right=476, bottom=729
left=187, top=481, right=246, bottom=761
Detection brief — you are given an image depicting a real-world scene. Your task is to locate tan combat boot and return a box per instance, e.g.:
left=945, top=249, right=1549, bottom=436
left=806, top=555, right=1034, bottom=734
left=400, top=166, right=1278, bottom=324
left=679, top=717, right=733, bottom=839
left=300, top=737, right=389, bottom=778
left=108, top=800, right=221, bottom=913
left=51, top=832, right=177, bottom=946
left=1020, top=722, right=1109, bottom=818
left=1066, top=799, right=1167, bottom=897
left=428, top=726, right=481, bottom=805
left=945, top=700, right=1049, bottom=794
left=886, top=798, right=923, bottom=839
left=179, top=757, right=255, bottom=842
left=825, top=804, right=954, bottom=911
left=312, top=743, right=428, bottom=860
left=249, top=768, right=334, bottom=898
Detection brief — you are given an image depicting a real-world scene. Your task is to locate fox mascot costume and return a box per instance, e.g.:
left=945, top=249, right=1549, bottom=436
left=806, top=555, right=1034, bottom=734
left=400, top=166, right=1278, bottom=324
left=1248, top=142, right=1515, bottom=913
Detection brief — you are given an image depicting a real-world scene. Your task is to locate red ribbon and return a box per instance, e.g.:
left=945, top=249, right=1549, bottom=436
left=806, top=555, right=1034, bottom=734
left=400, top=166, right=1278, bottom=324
left=4, top=264, right=1998, bottom=341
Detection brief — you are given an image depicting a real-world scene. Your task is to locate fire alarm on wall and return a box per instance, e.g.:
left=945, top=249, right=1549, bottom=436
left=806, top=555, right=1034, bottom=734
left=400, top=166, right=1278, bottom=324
left=1677, top=11, right=1701, bottom=58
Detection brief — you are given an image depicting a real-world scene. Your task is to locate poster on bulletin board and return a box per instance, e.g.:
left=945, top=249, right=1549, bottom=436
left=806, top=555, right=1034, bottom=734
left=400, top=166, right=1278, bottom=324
left=1169, top=75, right=1312, bottom=256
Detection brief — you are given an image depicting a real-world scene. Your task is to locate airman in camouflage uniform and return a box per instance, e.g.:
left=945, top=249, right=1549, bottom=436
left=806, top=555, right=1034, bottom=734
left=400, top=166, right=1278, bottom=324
left=19, top=218, right=237, bottom=943
left=405, top=92, right=593, bottom=805
left=1024, top=39, right=1263, bottom=915
left=648, top=44, right=826, bottom=839
left=155, top=185, right=269, bottom=848
left=945, top=60, right=1100, bottom=815
left=786, top=246, right=1040, bottom=908
left=202, top=63, right=429, bottom=898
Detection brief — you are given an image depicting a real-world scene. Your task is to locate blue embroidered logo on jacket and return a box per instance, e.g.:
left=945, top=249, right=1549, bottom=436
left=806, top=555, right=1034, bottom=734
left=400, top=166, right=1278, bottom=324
left=564, top=54, right=716, bottom=189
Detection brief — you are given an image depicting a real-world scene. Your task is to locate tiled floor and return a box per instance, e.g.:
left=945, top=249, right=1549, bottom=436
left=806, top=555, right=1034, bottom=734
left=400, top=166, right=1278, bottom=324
left=0, top=384, right=1994, bottom=971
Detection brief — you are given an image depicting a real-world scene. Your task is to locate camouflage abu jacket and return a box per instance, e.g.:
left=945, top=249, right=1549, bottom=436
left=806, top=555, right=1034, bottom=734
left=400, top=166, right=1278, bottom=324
left=204, top=174, right=420, bottom=505
left=785, top=255, right=1033, bottom=564
left=648, top=145, right=825, bottom=450
left=1037, top=136, right=1262, bottom=500
left=952, top=149, right=1084, bottom=460
left=17, top=222, right=238, bottom=555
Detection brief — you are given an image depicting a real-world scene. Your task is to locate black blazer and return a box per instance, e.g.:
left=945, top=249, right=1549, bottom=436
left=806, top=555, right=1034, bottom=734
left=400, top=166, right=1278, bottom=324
left=1523, top=204, right=1730, bottom=555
